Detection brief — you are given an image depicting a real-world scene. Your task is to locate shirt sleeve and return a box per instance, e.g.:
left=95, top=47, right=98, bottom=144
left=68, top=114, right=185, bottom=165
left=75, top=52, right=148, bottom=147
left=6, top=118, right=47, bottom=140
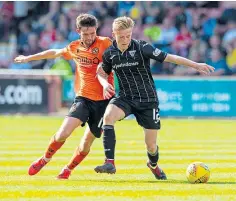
left=102, top=51, right=113, bottom=75
left=141, top=41, right=167, bottom=63
left=61, top=45, right=73, bottom=60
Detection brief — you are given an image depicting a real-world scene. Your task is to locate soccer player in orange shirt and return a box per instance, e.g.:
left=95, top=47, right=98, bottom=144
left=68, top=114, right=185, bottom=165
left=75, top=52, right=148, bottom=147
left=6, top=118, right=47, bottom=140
left=14, top=14, right=114, bottom=179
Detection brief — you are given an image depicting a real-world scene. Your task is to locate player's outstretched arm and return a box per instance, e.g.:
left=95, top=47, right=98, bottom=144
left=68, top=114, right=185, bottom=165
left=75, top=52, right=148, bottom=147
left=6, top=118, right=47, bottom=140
left=14, top=49, right=64, bottom=63
left=97, top=63, right=115, bottom=99
left=164, top=54, right=215, bottom=75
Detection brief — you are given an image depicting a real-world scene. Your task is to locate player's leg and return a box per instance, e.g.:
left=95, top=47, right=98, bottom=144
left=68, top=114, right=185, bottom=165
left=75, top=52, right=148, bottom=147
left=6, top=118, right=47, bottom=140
left=144, top=128, right=158, bottom=165
left=48, top=116, right=83, bottom=156
left=28, top=116, right=83, bottom=176
left=28, top=97, right=89, bottom=176
left=144, top=128, right=166, bottom=180
left=57, top=125, right=96, bottom=179
left=95, top=98, right=130, bottom=174
left=57, top=98, right=108, bottom=179
left=68, top=125, right=96, bottom=168
left=135, top=102, right=167, bottom=180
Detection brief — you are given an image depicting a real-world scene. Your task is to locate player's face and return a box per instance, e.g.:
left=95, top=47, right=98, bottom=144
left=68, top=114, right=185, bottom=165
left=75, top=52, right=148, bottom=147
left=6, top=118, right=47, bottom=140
left=77, top=26, right=97, bottom=47
left=113, top=28, right=132, bottom=52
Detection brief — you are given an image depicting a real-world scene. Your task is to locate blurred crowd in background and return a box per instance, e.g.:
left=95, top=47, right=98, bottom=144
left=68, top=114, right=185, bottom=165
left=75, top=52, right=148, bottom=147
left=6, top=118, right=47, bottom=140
left=0, top=1, right=236, bottom=76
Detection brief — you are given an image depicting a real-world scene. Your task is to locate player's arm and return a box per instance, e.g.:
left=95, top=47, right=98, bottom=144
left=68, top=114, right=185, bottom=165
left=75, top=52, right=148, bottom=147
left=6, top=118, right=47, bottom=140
left=14, top=49, right=64, bottom=63
left=96, top=54, right=115, bottom=99
left=164, top=54, right=215, bottom=75
left=97, top=63, right=109, bottom=86
left=141, top=41, right=214, bottom=75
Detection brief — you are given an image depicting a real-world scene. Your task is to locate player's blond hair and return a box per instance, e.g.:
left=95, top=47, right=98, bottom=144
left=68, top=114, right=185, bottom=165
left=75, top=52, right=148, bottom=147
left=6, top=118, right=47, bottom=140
left=112, top=16, right=135, bottom=31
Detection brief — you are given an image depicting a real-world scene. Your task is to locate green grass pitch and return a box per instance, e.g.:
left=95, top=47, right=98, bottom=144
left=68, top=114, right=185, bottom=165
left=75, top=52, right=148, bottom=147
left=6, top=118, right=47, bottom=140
left=0, top=116, right=235, bottom=201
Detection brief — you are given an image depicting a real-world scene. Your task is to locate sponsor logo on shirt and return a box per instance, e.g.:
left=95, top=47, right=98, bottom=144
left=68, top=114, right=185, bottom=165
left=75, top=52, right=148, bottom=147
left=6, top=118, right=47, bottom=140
left=113, top=62, right=139, bottom=69
left=153, top=48, right=161, bottom=57
left=76, top=56, right=100, bottom=66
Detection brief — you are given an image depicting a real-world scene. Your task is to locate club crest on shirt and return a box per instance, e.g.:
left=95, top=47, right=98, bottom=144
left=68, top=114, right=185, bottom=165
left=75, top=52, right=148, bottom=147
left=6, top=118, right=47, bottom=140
left=129, top=50, right=136, bottom=57
left=92, top=47, right=99, bottom=55
left=153, top=48, right=161, bottom=57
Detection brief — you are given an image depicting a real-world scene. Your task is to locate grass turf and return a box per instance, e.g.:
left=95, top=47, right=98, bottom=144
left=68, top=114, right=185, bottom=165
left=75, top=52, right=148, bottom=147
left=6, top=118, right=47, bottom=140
left=0, top=116, right=235, bottom=201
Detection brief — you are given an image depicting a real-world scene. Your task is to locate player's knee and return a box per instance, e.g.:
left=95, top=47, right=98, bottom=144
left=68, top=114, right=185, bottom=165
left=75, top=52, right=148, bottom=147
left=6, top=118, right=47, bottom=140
left=103, top=113, right=116, bottom=124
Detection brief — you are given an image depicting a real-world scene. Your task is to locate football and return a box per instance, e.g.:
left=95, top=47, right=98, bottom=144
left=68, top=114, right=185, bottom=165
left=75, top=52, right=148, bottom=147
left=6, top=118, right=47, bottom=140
left=186, top=162, right=210, bottom=184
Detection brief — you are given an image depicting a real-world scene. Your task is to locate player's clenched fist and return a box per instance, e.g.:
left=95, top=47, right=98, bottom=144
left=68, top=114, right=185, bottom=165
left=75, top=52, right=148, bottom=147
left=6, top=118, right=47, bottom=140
left=14, top=55, right=29, bottom=63
left=103, top=82, right=115, bottom=99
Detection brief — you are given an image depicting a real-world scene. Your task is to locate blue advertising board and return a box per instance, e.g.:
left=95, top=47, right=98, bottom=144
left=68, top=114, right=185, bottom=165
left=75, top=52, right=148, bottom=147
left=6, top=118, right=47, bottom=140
left=155, top=77, right=236, bottom=117
left=62, top=77, right=75, bottom=102
left=62, top=77, right=236, bottom=117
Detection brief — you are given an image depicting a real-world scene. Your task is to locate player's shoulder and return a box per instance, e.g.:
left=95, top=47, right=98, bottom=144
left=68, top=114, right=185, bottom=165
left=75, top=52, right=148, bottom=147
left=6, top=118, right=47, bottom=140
left=101, top=40, right=115, bottom=55
left=96, top=36, right=113, bottom=51
left=96, top=36, right=112, bottom=43
left=133, top=39, right=150, bottom=48
left=67, top=39, right=81, bottom=48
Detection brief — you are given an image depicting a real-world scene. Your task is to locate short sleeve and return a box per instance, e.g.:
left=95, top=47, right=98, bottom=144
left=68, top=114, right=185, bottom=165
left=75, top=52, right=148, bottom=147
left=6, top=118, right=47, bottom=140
left=141, top=41, right=167, bottom=63
left=102, top=51, right=112, bottom=75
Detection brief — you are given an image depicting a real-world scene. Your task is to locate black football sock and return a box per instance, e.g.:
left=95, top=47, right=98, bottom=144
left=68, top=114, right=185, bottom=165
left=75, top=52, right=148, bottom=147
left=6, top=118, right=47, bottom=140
left=147, top=146, right=159, bottom=167
left=103, top=125, right=116, bottom=160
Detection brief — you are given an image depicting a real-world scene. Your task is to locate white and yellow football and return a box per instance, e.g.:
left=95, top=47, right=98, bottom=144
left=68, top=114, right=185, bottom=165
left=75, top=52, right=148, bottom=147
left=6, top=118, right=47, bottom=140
left=186, top=162, right=210, bottom=184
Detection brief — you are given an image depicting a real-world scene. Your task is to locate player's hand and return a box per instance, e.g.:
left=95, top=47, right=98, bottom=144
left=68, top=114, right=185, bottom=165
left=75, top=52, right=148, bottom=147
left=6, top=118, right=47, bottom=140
left=103, top=82, right=115, bottom=99
left=195, top=63, right=215, bottom=75
left=14, top=55, right=30, bottom=63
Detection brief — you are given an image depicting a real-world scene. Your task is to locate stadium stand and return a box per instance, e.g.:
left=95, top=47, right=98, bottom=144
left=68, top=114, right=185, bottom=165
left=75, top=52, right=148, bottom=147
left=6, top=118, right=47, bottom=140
left=0, top=1, right=235, bottom=75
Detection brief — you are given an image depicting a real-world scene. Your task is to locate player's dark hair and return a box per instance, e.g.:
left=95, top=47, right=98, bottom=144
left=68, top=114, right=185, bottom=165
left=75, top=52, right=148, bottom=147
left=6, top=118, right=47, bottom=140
left=76, top=14, right=98, bottom=29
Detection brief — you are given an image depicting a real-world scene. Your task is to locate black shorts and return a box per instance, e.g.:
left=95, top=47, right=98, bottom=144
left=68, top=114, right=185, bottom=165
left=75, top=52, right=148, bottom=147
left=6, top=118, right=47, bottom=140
left=110, top=97, right=161, bottom=130
left=67, top=96, right=110, bottom=138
